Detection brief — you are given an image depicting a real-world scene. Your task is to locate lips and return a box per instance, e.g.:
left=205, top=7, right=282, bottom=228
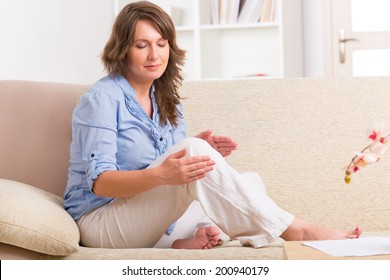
left=145, top=64, right=160, bottom=71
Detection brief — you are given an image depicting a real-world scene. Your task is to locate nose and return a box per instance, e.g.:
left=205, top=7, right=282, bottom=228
left=148, top=45, right=159, bottom=61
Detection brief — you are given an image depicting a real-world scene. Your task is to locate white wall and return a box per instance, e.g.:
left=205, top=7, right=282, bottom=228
left=0, top=0, right=328, bottom=83
left=0, top=0, right=114, bottom=84
left=301, top=0, right=329, bottom=77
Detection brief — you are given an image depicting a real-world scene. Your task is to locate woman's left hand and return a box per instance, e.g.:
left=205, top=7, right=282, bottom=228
left=195, top=130, right=238, bottom=157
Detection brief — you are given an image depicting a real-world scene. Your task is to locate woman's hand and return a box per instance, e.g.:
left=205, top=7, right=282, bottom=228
left=195, top=130, right=238, bottom=157
left=158, top=148, right=215, bottom=185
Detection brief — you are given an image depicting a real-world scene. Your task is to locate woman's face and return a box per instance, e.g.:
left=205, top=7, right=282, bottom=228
left=126, top=19, right=170, bottom=85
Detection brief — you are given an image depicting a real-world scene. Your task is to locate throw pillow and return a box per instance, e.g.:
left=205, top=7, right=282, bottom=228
left=0, top=178, right=79, bottom=255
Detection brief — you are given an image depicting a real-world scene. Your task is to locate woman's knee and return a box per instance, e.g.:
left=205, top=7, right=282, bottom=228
left=180, top=137, right=215, bottom=156
left=180, top=137, right=206, bottom=146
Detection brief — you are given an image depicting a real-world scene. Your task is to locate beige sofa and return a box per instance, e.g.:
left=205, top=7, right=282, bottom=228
left=1, top=77, right=390, bottom=260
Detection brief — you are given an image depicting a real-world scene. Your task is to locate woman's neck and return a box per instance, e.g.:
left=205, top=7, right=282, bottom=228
left=125, top=75, right=152, bottom=97
left=124, top=75, right=155, bottom=118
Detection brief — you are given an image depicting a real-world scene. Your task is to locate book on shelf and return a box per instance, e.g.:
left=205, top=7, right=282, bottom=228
left=259, top=0, right=273, bottom=22
left=210, top=0, right=276, bottom=25
left=210, top=0, right=219, bottom=24
left=269, top=0, right=278, bottom=22
left=237, top=0, right=264, bottom=23
left=210, top=0, right=240, bottom=24
left=219, top=0, right=228, bottom=24
left=226, top=0, right=241, bottom=24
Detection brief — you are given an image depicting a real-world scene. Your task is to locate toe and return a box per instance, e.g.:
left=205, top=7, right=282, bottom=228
left=346, top=227, right=362, bottom=239
left=355, top=226, right=362, bottom=236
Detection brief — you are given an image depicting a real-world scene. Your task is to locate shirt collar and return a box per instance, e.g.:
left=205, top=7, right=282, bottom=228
left=114, top=74, right=156, bottom=99
left=114, top=74, right=159, bottom=122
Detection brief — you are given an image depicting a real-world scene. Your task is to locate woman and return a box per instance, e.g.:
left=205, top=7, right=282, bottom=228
left=64, top=1, right=360, bottom=250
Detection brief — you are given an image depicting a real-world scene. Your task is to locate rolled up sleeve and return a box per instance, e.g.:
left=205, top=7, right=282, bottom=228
left=72, top=91, right=119, bottom=190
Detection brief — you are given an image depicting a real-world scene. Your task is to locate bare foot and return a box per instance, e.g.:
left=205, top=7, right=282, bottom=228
left=171, top=226, right=220, bottom=249
left=280, top=218, right=362, bottom=241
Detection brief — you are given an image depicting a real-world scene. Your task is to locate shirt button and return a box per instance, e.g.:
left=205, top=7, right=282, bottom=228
left=159, top=137, right=163, bottom=141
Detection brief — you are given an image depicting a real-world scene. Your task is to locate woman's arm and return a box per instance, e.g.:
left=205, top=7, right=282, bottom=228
left=93, top=148, right=215, bottom=198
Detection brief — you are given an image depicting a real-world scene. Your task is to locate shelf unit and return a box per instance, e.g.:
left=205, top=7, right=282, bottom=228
left=115, top=0, right=303, bottom=80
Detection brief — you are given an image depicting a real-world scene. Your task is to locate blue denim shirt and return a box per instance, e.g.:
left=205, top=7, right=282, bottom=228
left=64, top=75, right=186, bottom=221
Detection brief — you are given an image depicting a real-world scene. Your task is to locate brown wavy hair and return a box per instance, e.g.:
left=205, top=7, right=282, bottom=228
left=102, top=1, right=186, bottom=126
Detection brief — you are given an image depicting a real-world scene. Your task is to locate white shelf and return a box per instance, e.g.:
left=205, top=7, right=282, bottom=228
left=200, top=22, right=279, bottom=30
left=175, top=26, right=195, bottom=32
left=115, top=0, right=303, bottom=80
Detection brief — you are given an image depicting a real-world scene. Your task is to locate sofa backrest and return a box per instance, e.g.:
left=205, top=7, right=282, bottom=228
left=0, top=80, right=88, bottom=197
left=180, top=77, right=390, bottom=231
left=2, top=77, right=390, bottom=231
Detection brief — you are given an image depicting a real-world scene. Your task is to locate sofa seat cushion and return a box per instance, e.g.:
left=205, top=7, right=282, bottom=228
left=42, top=239, right=284, bottom=260
left=0, top=179, right=80, bottom=255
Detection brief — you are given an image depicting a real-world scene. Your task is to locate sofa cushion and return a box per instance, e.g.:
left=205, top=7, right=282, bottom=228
left=42, top=240, right=284, bottom=260
left=0, top=178, right=79, bottom=255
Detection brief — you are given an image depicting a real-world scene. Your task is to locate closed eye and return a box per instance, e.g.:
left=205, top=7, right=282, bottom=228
left=136, top=44, right=147, bottom=49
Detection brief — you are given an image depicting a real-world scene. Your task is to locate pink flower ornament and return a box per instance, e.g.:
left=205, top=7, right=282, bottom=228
left=344, top=123, right=389, bottom=184
left=368, top=123, right=388, bottom=143
left=353, top=152, right=380, bottom=168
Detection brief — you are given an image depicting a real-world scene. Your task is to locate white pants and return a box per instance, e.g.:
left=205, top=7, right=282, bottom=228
left=77, top=137, right=294, bottom=248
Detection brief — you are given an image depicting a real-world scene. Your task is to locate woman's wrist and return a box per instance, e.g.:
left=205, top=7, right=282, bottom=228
left=148, top=166, right=166, bottom=187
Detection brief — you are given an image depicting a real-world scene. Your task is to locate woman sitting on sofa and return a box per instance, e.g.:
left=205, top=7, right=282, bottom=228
left=63, top=1, right=361, bottom=250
